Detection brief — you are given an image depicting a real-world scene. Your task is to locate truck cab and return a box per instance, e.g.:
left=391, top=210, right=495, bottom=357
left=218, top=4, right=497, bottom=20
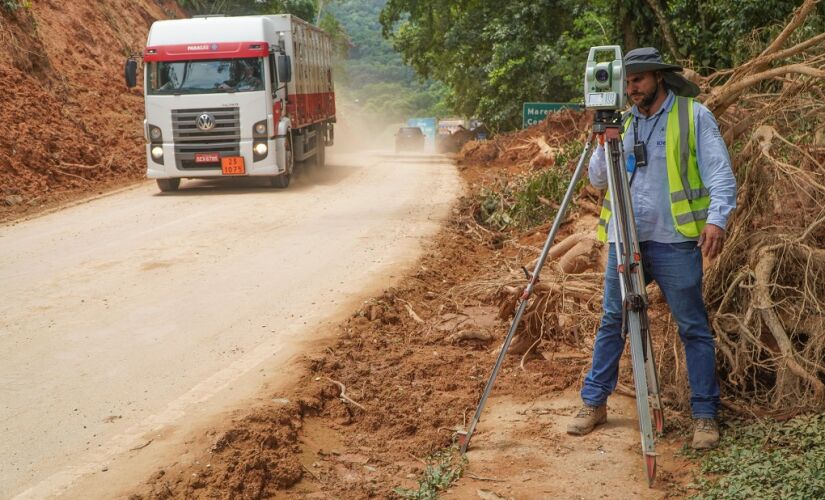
left=127, top=15, right=335, bottom=191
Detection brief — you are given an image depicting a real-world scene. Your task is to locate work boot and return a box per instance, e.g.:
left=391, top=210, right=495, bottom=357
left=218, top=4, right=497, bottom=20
left=566, top=404, right=607, bottom=435
left=691, top=418, right=720, bottom=450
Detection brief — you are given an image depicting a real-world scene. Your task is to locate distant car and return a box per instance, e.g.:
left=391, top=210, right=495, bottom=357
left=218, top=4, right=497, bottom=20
left=395, top=127, right=426, bottom=152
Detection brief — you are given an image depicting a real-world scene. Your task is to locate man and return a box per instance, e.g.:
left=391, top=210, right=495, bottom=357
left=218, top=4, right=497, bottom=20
left=219, top=63, right=262, bottom=91
left=236, top=64, right=262, bottom=90
left=567, top=48, right=736, bottom=449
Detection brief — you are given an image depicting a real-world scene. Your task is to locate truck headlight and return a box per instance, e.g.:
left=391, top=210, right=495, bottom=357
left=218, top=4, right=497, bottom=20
left=254, top=122, right=267, bottom=135
left=151, top=146, right=163, bottom=159
left=149, top=126, right=162, bottom=141
left=254, top=143, right=268, bottom=156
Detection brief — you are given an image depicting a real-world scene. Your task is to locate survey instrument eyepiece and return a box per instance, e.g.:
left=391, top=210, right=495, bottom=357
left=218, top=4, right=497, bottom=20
left=584, top=46, right=626, bottom=110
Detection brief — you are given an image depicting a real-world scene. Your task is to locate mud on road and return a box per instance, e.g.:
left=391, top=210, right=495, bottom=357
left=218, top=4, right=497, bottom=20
left=121, top=134, right=698, bottom=499
left=0, top=152, right=462, bottom=499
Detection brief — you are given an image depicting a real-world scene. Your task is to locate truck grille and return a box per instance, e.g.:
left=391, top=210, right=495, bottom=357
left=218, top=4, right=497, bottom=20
left=172, top=107, right=240, bottom=170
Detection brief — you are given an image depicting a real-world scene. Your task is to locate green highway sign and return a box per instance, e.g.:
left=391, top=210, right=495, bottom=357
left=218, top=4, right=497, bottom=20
left=522, top=102, right=583, bottom=128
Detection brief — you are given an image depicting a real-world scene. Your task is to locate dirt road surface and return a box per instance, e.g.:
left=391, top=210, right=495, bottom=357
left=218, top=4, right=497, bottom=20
left=0, top=152, right=461, bottom=498
left=445, top=390, right=689, bottom=499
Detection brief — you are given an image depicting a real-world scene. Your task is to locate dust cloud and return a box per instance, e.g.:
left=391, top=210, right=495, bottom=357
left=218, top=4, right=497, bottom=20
left=330, top=98, right=401, bottom=155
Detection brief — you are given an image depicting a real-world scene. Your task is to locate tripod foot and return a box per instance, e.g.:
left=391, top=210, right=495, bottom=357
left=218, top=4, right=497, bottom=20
left=645, top=455, right=657, bottom=487
left=456, top=431, right=470, bottom=453
left=654, top=408, right=665, bottom=434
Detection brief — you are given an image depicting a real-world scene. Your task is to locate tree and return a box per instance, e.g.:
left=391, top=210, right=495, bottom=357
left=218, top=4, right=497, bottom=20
left=175, top=0, right=317, bottom=21
left=380, top=0, right=617, bottom=130
left=380, top=0, right=823, bottom=130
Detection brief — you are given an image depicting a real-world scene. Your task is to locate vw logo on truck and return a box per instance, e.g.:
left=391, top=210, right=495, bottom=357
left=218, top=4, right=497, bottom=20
left=196, top=113, right=216, bottom=131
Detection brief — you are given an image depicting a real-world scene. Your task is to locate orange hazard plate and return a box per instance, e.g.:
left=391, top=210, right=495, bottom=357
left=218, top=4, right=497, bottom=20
left=221, top=156, right=245, bottom=175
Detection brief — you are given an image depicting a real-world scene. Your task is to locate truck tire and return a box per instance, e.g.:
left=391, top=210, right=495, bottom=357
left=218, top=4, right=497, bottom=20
left=269, top=173, right=290, bottom=188
left=270, top=130, right=293, bottom=189
left=316, top=141, right=326, bottom=167
left=156, top=178, right=180, bottom=192
left=315, top=123, right=326, bottom=167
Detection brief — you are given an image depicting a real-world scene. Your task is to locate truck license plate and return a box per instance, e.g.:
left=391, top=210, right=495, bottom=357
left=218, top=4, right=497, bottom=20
left=221, top=156, right=245, bottom=175
left=195, top=152, right=220, bottom=163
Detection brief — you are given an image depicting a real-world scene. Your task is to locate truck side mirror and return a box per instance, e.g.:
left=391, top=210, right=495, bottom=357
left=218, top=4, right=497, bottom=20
left=277, top=54, right=292, bottom=84
left=124, top=59, right=138, bottom=88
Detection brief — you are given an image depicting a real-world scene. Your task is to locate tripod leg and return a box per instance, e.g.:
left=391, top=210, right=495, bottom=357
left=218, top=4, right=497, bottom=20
left=627, top=310, right=657, bottom=485
left=604, top=135, right=657, bottom=486
left=645, top=328, right=665, bottom=434
left=458, top=133, right=596, bottom=454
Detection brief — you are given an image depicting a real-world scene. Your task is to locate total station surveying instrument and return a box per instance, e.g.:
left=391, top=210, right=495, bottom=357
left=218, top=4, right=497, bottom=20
left=457, top=46, right=663, bottom=486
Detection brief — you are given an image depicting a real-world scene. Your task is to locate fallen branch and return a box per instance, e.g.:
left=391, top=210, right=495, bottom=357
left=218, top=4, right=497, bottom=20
left=729, top=32, right=825, bottom=78
left=756, top=0, right=819, bottom=62
left=401, top=301, right=424, bottom=324
left=708, top=64, right=825, bottom=115
left=128, top=439, right=153, bottom=451
left=59, top=161, right=101, bottom=170
left=519, top=336, right=543, bottom=372
left=51, top=168, right=91, bottom=182
left=467, top=473, right=505, bottom=482
left=325, top=377, right=366, bottom=411
left=302, top=464, right=321, bottom=481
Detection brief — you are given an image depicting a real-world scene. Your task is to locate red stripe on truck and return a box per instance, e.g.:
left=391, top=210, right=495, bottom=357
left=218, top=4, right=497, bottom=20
left=144, top=42, right=269, bottom=62
left=287, top=92, right=336, bottom=128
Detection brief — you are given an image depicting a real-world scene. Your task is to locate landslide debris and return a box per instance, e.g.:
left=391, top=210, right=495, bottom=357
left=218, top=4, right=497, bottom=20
left=128, top=112, right=596, bottom=498
left=0, top=1, right=184, bottom=222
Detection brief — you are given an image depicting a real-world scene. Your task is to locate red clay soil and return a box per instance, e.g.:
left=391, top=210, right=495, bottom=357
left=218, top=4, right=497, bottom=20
left=129, top=111, right=697, bottom=499
left=0, top=1, right=183, bottom=223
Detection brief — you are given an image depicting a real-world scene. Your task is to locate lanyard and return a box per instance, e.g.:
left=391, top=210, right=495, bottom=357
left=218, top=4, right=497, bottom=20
left=632, top=111, right=664, bottom=147
left=628, top=110, right=664, bottom=187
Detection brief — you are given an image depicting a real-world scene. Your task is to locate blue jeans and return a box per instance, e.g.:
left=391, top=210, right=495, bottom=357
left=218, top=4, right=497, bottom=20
left=581, top=241, right=720, bottom=418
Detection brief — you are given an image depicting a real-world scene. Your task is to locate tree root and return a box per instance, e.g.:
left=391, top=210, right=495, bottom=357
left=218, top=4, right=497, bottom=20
left=753, top=250, right=825, bottom=400
left=325, top=377, right=366, bottom=411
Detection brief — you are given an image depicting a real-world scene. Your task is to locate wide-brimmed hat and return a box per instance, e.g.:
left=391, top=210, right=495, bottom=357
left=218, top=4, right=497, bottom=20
left=624, top=47, right=700, bottom=98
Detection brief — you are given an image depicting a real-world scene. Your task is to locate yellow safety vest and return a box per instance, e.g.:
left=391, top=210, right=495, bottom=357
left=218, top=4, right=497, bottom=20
left=596, top=97, right=710, bottom=242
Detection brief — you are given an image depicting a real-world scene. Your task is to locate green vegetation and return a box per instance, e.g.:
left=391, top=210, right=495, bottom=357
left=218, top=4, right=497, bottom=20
left=380, top=0, right=824, bottom=130
left=172, top=0, right=448, bottom=124
left=478, top=166, right=574, bottom=231
left=685, top=414, right=825, bottom=499
left=328, top=0, right=448, bottom=123
left=393, top=447, right=466, bottom=499
left=175, top=0, right=316, bottom=19
left=478, top=168, right=571, bottom=230
left=477, top=140, right=582, bottom=231
left=1, top=0, right=28, bottom=12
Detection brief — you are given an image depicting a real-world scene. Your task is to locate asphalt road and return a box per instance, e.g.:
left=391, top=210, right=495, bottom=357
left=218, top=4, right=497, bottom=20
left=0, top=152, right=460, bottom=498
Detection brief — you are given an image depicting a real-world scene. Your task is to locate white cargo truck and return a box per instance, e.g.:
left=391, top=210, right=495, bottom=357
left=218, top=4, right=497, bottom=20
left=126, top=15, right=336, bottom=191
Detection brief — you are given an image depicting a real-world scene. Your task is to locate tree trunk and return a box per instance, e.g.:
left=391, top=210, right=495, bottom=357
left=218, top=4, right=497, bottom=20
left=618, top=0, right=638, bottom=49
left=643, top=0, right=681, bottom=60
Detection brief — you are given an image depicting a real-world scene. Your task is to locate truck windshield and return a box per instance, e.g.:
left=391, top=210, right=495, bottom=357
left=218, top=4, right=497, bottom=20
left=147, top=57, right=264, bottom=94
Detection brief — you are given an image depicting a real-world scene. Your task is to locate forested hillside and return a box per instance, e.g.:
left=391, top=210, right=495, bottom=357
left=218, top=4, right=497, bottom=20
left=328, top=0, right=447, bottom=124
left=178, top=0, right=450, bottom=125
left=380, top=0, right=825, bottom=130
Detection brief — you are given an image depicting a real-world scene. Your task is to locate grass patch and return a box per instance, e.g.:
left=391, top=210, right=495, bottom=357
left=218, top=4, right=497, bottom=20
left=477, top=140, right=584, bottom=231
left=393, top=447, right=466, bottom=499
left=1, top=0, right=29, bottom=11
left=684, top=413, right=825, bottom=499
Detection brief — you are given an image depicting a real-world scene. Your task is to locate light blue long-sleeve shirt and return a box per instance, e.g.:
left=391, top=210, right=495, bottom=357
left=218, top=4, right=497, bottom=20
left=589, top=91, right=737, bottom=243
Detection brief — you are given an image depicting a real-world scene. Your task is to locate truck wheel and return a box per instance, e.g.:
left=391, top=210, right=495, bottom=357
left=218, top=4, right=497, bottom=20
left=269, top=173, right=290, bottom=188
left=315, top=124, right=326, bottom=167
left=316, top=142, right=326, bottom=167
left=156, top=178, right=180, bottom=192
left=270, top=130, right=293, bottom=189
